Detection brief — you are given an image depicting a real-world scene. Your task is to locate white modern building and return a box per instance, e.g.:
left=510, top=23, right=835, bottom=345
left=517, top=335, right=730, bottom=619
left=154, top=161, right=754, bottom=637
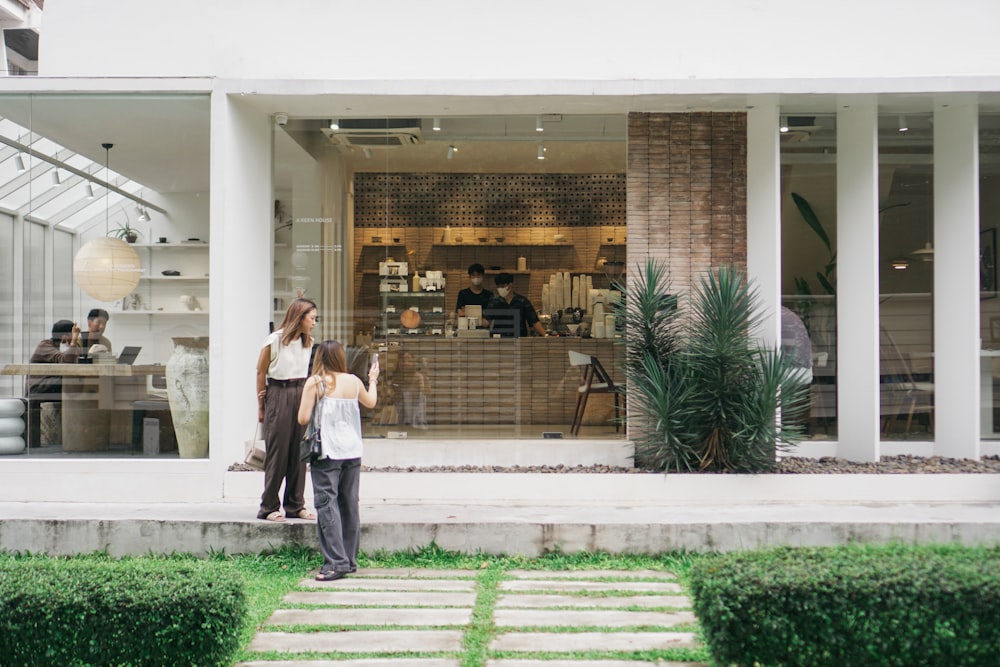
left=0, top=0, right=999, bottom=502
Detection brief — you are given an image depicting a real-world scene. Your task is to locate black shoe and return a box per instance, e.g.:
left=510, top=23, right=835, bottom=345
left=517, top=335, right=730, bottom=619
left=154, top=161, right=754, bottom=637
left=316, top=570, right=347, bottom=582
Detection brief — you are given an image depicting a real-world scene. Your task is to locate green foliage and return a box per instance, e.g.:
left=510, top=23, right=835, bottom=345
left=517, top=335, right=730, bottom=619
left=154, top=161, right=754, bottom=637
left=0, top=555, right=247, bottom=667
left=621, top=261, right=811, bottom=473
left=688, top=543, right=1000, bottom=667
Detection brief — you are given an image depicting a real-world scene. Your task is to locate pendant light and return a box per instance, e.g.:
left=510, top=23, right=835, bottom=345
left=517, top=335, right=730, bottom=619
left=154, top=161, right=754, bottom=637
left=72, top=143, right=142, bottom=302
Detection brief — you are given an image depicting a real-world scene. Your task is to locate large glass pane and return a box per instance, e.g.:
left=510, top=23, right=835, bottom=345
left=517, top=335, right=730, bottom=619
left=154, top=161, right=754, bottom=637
left=781, top=114, right=838, bottom=440
left=980, top=112, right=1000, bottom=439
left=0, top=94, right=210, bottom=458
left=879, top=112, right=934, bottom=440
left=272, top=114, right=627, bottom=442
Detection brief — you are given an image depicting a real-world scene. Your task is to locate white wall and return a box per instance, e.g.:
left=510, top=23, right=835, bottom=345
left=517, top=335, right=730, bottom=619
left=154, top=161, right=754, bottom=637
left=40, top=1, right=1000, bottom=86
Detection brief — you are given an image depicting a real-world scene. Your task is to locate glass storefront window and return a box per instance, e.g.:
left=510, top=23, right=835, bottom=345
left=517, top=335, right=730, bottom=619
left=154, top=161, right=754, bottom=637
left=0, top=94, right=210, bottom=458
left=272, top=114, right=628, bottom=439
left=980, top=112, right=1000, bottom=439
left=780, top=114, right=838, bottom=440
left=878, top=112, right=934, bottom=441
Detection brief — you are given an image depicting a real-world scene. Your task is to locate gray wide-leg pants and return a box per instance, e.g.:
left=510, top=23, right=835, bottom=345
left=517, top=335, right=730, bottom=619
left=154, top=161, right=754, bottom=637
left=310, top=457, right=361, bottom=574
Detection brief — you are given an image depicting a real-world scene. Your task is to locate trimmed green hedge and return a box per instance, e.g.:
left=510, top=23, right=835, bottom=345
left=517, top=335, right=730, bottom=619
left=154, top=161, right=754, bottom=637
left=688, top=544, right=1000, bottom=667
left=0, top=557, right=247, bottom=667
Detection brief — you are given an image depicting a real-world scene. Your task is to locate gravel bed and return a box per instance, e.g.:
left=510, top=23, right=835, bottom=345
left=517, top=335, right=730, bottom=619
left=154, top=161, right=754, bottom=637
left=229, top=454, right=1000, bottom=474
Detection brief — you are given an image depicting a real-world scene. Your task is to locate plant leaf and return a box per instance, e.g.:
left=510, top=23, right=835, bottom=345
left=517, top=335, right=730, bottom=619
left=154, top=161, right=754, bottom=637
left=791, top=192, right=831, bottom=253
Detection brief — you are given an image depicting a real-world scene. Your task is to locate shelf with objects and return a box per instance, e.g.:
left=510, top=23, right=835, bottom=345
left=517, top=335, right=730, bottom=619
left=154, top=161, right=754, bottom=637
left=377, top=264, right=448, bottom=337
left=120, top=241, right=210, bottom=319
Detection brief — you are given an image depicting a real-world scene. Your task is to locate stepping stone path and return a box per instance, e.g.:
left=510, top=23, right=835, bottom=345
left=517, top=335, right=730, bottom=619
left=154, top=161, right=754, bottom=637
left=238, top=567, right=707, bottom=666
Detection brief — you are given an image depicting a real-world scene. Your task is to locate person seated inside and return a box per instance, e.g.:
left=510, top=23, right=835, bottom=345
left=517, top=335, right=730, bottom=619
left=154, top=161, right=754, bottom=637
left=80, top=308, right=112, bottom=357
left=25, top=319, right=82, bottom=447
left=485, top=272, right=548, bottom=338
left=455, top=263, right=493, bottom=317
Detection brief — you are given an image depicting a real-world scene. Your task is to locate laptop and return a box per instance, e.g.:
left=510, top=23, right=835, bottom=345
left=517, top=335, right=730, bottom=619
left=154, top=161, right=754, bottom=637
left=117, top=346, right=142, bottom=365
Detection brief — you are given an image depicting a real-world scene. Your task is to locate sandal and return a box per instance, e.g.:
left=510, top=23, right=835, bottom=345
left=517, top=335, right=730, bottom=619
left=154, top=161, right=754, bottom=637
left=261, top=511, right=285, bottom=522
left=288, top=509, right=316, bottom=520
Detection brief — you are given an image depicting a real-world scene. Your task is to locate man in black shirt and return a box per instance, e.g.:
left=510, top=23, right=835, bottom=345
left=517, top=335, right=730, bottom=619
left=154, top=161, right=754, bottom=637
left=485, top=272, right=548, bottom=338
left=455, top=263, right=493, bottom=316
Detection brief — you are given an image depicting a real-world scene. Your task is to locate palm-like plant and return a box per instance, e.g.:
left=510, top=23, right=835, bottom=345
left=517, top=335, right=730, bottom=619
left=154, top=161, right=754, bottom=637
left=620, top=260, right=811, bottom=473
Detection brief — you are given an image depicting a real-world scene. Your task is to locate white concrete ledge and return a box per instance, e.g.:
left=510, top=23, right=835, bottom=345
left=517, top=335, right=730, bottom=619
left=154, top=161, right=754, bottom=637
left=224, top=471, right=1000, bottom=506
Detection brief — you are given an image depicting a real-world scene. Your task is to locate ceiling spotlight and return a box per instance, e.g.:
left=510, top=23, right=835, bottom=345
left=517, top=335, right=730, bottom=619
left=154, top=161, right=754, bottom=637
left=50, top=169, right=61, bottom=186
left=138, top=207, right=150, bottom=222
left=898, top=115, right=909, bottom=133
left=537, top=143, right=546, bottom=160
left=85, top=183, right=95, bottom=199
left=536, top=115, right=544, bottom=132
left=14, top=153, right=25, bottom=172
left=779, top=116, right=789, bottom=133
left=433, top=117, right=441, bottom=131
left=329, top=120, right=339, bottom=130
left=362, top=147, right=373, bottom=159
left=447, top=145, right=457, bottom=160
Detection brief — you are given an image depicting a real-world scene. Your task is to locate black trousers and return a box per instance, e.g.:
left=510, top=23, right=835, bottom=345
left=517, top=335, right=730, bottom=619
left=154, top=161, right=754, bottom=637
left=257, top=379, right=307, bottom=519
left=311, top=457, right=361, bottom=574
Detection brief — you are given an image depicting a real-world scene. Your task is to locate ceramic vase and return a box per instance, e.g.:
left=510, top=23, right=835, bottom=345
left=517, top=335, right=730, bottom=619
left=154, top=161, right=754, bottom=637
left=166, top=336, right=210, bottom=458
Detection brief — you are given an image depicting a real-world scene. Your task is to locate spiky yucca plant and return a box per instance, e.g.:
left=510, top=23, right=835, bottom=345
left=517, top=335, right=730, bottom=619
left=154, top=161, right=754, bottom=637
left=620, top=261, right=811, bottom=473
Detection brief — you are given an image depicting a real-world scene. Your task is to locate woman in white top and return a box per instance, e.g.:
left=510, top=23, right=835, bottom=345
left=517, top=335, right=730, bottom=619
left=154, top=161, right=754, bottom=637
left=255, top=298, right=318, bottom=522
left=297, top=339, right=379, bottom=581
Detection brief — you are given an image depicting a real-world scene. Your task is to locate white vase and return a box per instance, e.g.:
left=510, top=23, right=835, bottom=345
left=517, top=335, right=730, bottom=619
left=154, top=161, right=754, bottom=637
left=166, top=336, right=210, bottom=458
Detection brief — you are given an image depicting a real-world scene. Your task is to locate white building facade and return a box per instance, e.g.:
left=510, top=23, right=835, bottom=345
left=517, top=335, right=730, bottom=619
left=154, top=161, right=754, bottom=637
left=0, top=0, right=998, bottom=501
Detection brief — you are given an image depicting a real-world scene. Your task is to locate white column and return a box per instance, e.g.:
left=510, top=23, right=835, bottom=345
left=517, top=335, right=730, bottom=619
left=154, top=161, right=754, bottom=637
left=933, top=102, right=980, bottom=458
left=837, top=102, right=881, bottom=462
left=210, top=93, right=274, bottom=471
left=746, top=102, right=781, bottom=346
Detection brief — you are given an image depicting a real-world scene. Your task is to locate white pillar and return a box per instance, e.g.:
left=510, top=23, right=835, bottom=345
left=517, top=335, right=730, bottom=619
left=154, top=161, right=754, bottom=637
left=933, top=102, right=980, bottom=458
left=746, top=102, right=781, bottom=346
left=210, top=93, right=274, bottom=471
left=837, top=102, right=880, bottom=462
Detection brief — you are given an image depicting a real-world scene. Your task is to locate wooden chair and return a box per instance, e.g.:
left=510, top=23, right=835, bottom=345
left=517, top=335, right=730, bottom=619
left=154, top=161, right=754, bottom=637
left=568, top=350, right=624, bottom=435
left=879, top=326, right=934, bottom=435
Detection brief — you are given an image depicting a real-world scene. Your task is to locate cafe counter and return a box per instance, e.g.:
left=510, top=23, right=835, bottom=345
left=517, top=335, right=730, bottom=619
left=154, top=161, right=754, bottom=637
left=371, top=336, right=624, bottom=428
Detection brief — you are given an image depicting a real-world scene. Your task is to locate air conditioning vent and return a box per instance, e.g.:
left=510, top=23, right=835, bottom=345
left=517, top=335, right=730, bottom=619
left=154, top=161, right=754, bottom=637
left=322, top=118, right=424, bottom=148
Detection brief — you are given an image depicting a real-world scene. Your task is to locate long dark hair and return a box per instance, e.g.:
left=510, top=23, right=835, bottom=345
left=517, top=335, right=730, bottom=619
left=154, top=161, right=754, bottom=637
left=278, top=298, right=317, bottom=347
left=311, top=339, right=348, bottom=377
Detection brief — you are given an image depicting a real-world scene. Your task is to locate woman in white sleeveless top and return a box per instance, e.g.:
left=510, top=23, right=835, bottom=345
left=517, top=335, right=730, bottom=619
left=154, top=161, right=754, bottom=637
left=298, top=339, right=379, bottom=581
left=255, top=298, right=317, bottom=522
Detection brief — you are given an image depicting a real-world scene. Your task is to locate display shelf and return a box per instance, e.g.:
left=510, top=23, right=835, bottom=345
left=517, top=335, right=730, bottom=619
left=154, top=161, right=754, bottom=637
left=138, top=276, right=209, bottom=282
left=431, top=242, right=573, bottom=247
left=132, top=242, right=209, bottom=249
left=115, top=310, right=209, bottom=316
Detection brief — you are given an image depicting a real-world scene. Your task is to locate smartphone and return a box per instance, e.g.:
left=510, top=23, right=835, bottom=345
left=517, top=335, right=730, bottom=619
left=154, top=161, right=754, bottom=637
left=373, top=353, right=379, bottom=366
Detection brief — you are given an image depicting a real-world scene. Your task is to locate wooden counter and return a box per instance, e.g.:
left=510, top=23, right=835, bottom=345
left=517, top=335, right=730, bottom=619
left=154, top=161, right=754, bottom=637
left=373, top=337, right=624, bottom=427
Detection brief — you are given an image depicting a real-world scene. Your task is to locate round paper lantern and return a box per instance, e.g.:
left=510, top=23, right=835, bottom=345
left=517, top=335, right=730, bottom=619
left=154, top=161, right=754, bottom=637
left=73, top=237, right=142, bottom=302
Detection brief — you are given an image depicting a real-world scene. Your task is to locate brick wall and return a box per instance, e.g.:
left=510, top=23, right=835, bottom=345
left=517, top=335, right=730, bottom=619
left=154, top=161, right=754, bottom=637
left=626, top=112, right=747, bottom=295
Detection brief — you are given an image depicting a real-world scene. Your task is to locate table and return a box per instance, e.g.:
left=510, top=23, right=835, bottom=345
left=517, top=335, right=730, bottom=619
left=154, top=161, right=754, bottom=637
left=2, top=363, right=166, bottom=450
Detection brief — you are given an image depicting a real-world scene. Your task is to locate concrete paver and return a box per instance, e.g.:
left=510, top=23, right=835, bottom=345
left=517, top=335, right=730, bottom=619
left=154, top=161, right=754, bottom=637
left=487, top=662, right=707, bottom=667
left=268, top=607, right=472, bottom=627
left=494, top=609, right=696, bottom=628
left=506, top=569, right=676, bottom=579
left=496, top=593, right=691, bottom=609
left=352, top=568, right=476, bottom=578
left=299, top=577, right=476, bottom=591
left=249, top=629, right=465, bottom=653
left=284, top=590, right=476, bottom=607
left=238, top=660, right=460, bottom=667
left=500, top=579, right=683, bottom=593
left=491, top=631, right=698, bottom=652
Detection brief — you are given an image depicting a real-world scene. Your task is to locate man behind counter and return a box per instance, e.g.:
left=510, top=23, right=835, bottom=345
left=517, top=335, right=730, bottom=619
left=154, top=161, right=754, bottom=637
left=455, top=263, right=493, bottom=317
left=485, top=272, right=548, bottom=338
